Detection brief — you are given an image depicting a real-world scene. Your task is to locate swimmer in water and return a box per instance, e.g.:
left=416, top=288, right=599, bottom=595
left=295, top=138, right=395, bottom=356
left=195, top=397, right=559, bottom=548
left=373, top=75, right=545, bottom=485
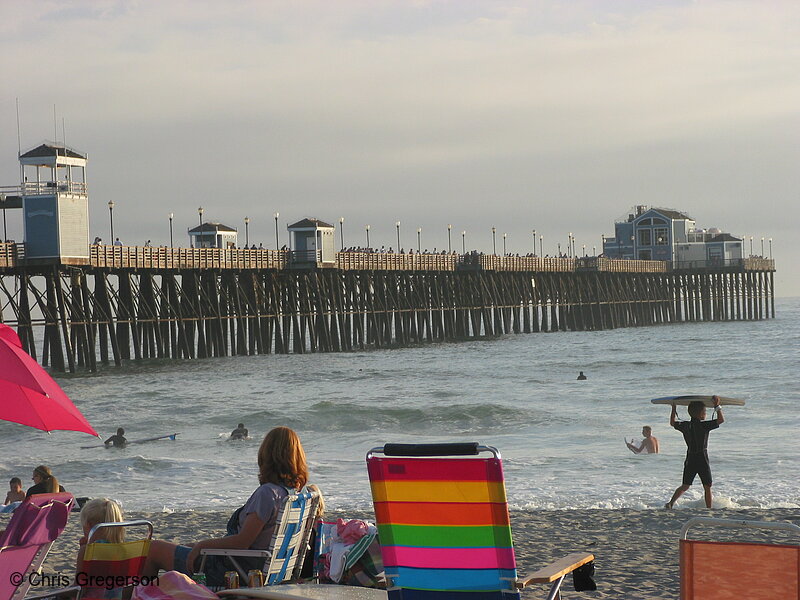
left=104, top=428, right=127, bottom=448
left=625, top=426, right=659, bottom=454
left=577, top=371, right=587, bottom=380
left=230, top=423, right=249, bottom=440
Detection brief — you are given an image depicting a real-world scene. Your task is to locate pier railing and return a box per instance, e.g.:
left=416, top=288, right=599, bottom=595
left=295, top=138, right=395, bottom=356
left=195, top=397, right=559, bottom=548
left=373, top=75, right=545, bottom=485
left=0, top=182, right=88, bottom=196
left=336, top=251, right=458, bottom=271
left=0, top=242, right=23, bottom=268
left=89, top=245, right=287, bottom=270
left=578, top=257, right=668, bottom=273
left=673, top=258, right=775, bottom=272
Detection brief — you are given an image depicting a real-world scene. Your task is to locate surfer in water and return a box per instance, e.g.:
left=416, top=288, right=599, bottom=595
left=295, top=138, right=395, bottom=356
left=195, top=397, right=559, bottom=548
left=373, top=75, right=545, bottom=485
left=104, top=428, right=128, bottom=448
left=577, top=371, right=587, bottom=380
left=625, top=426, right=659, bottom=454
left=230, top=423, right=249, bottom=440
left=665, top=396, right=724, bottom=509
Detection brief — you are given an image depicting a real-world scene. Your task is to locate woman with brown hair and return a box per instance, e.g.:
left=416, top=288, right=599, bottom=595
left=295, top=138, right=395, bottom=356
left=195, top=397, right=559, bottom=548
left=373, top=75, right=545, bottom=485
left=144, top=426, right=310, bottom=585
left=26, top=465, right=66, bottom=498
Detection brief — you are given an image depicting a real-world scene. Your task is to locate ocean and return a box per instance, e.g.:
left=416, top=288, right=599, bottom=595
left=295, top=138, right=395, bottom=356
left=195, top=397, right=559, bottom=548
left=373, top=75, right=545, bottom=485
left=1, top=297, right=798, bottom=514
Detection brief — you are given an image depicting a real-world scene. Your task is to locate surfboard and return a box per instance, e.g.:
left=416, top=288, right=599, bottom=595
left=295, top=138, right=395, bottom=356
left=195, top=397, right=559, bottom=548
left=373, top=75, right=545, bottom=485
left=80, top=433, right=180, bottom=449
left=650, top=395, right=745, bottom=407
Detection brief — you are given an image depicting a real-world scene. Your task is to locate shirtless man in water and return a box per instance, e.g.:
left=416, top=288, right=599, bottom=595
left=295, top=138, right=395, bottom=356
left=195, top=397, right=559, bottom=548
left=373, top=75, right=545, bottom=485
left=626, top=426, right=659, bottom=454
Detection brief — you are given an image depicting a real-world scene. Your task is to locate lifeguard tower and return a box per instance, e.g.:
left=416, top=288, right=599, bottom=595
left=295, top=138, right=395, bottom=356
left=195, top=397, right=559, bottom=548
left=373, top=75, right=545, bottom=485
left=19, top=143, right=90, bottom=264
left=287, top=218, right=336, bottom=267
left=188, top=222, right=238, bottom=248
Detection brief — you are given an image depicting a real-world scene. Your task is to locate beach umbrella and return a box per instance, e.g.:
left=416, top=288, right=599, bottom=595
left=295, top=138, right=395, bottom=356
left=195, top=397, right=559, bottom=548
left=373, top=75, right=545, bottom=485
left=0, top=323, right=98, bottom=436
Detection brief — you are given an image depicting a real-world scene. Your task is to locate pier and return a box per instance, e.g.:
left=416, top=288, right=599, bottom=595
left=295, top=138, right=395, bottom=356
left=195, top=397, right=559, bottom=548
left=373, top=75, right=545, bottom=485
left=0, top=242, right=776, bottom=372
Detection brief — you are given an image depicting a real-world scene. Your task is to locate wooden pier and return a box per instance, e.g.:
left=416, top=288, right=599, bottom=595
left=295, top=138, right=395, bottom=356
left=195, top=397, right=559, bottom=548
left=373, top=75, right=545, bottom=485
left=0, top=243, right=776, bottom=372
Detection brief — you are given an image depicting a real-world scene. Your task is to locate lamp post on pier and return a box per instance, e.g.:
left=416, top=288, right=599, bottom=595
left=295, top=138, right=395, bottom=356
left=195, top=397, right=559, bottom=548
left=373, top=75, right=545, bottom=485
left=274, top=212, right=280, bottom=250
left=365, top=224, right=370, bottom=248
left=1, top=193, right=7, bottom=241
left=447, top=224, right=452, bottom=253
left=108, top=200, right=115, bottom=243
left=582, top=244, right=586, bottom=257
left=532, top=229, right=536, bottom=255
left=749, top=236, right=753, bottom=256
left=568, top=232, right=573, bottom=258
left=417, top=227, right=421, bottom=253
left=461, top=230, right=466, bottom=254
left=760, top=237, right=764, bottom=257
left=539, top=234, right=543, bottom=257
left=168, top=213, right=174, bottom=247
left=396, top=221, right=401, bottom=252
left=339, top=217, right=345, bottom=250
left=244, top=217, right=250, bottom=247
left=491, top=227, right=496, bottom=255
left=769, top=238, right=772, bottom=259
left=502, top=233, right=507, bottom=256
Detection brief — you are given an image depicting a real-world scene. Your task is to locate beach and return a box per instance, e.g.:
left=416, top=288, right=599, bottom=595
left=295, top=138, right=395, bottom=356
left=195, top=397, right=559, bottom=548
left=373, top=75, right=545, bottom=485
left=12, top=507, right=798, bottom=599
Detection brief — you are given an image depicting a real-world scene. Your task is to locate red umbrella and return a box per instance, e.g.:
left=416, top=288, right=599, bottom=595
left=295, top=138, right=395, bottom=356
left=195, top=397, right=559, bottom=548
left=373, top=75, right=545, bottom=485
left=0, top=323, right=98, bottom=436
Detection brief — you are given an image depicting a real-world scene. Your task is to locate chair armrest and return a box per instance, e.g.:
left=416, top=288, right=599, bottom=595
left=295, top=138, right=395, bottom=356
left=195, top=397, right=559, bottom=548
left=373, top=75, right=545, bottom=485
left=516, top=552, right=595, bottom=587
left=199, top=548, right=272, bottom=558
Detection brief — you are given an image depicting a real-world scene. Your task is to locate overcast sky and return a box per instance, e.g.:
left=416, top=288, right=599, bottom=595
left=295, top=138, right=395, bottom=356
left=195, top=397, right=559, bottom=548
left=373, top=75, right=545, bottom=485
left=1, top=1, right=798, bottom=296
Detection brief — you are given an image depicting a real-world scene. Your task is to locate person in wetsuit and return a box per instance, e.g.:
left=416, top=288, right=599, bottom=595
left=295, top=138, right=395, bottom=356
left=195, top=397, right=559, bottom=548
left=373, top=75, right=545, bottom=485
left=105, top=428, right=128, bottom=448
left=665, top=397, right=724, bottom=509
left=230, top=423, right=248, bottom=440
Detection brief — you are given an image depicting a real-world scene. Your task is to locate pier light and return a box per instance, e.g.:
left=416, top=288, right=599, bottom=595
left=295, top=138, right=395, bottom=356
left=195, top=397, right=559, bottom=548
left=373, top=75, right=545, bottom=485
left=539, top=234, right=543, bottom=257
left=532, top=229, right=536, bottom=255
left=1, top=193, right=7, bottom=241
left=365, top=224, right=371, bottom=248
left=274, top=212, right=280, bottom=250
left=582, top=244, right=586, bottom=257
left=592, top=245, right=596, bottom=257
left=244, top=216, right=250, bottom=248
left=447, top=224, right=452, bottom=253
left=558, top=242, right=561, bottom=256
left=761, top=237, right=764, bottom=257
left=503, top=232, right=507, bottom=256
left=417, top=227, right=422, bottom=252
left=749, top=236, right=753, bottom=256
left=339, top=217, right=345, bottom=250
left=491, top=227, right=496, bottom=255
left=169, top=213, right=174, bottom=247
left=396, top=221, right=401, bottom=251
left=108, top=200, right=115, bottom=243
left=461, top=230, right=466, bottom=254
left=568, top=232, right=573, bottom=258
left=769, top=238, right=772, bottom=259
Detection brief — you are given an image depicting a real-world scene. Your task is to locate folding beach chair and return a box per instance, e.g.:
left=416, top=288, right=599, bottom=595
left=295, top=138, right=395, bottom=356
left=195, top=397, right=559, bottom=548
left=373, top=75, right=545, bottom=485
left=680, top=517, right=800, bottom=600
left=0, top=492, right=74, bottom=600
left=23, top=519, right=154, bottom=600
left=200, top=487, right=321, bottom=584
left=367, top=443, right=595, bottom=600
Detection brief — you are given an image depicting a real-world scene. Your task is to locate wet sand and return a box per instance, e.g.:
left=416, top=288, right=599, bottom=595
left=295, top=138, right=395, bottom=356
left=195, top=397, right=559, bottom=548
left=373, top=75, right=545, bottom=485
left=8, top=508, right=798, bottom=599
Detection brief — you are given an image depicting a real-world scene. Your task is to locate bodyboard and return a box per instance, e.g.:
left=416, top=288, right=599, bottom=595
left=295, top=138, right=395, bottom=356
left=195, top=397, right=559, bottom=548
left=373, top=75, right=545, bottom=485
left=650, top=395, right=745, bottom=407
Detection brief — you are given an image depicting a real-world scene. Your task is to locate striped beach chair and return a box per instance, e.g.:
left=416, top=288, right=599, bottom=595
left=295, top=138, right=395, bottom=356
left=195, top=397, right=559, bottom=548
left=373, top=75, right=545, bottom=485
left=367, top=443, right=594, bottom=600
left=200, top=487, right=321, bottom=584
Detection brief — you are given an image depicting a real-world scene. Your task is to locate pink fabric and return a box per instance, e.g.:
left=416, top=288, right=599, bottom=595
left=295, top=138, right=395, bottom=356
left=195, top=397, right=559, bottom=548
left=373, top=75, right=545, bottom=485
left=0, top=324, right=22, bottom=348
left=381, top=545, right=517, bottom=570
left=337, top=518, right=369, bottom=544
left=133, top=571, right=216, bottom=600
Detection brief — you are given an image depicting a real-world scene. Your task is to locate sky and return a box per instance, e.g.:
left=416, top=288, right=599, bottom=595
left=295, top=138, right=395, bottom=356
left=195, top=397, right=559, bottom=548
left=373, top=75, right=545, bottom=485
left=1, top=0, right=798, bottom=296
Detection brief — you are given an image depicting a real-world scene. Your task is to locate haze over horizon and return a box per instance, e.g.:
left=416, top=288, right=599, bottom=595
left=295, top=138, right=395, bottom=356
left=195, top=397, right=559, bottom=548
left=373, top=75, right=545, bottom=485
left=2, top=1, right=797, bottom=296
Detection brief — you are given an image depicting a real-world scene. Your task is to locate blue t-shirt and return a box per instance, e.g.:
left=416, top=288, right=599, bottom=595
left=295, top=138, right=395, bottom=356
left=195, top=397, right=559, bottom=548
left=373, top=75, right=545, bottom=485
left=239, top=483, right=290, bottom=549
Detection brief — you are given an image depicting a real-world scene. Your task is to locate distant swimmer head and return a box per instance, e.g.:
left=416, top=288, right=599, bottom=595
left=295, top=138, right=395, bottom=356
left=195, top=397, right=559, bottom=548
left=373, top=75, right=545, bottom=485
left=688, top=401, right=706, bottom=419
left=577, top=371, right=587, bottom=380
left=116, top=428, right=125, bottom=436
left=238, top=423, right=244, bottom=429
left=642, top=426, right=652, bottom=436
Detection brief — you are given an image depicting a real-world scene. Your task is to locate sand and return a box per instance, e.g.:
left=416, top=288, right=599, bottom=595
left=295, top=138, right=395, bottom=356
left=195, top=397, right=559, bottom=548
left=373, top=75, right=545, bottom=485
left=5, top=508, right=798, bottom=599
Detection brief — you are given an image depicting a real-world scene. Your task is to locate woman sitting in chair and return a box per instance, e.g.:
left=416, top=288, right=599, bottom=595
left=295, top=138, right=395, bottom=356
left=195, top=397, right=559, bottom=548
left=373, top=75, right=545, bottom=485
left=144, top=426, right=309, bottom=585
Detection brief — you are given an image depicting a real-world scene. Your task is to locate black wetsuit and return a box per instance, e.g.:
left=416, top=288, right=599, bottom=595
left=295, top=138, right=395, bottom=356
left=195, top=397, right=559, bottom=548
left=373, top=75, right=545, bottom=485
left=230, top=428, right=248, bottom=440
left=673, top=417, right=719, bottom=485
left=105, top=434, right=127, bottom=447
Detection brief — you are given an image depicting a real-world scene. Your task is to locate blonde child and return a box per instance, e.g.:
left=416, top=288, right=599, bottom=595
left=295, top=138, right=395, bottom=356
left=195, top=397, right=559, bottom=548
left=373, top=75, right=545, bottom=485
left=76, top=498, right=125, bottom=572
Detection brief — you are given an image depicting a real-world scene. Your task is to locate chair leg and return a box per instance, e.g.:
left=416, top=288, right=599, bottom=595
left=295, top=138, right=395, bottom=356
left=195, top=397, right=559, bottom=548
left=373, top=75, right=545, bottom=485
left=546, top=575, right=566, bottom=600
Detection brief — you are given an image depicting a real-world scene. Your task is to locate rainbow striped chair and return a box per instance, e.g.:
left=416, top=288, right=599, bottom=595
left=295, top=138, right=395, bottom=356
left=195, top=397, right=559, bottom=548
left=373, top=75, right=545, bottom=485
left=78, top=520, right=154, bottom=599
left=367, top=443, right=594, bottom=600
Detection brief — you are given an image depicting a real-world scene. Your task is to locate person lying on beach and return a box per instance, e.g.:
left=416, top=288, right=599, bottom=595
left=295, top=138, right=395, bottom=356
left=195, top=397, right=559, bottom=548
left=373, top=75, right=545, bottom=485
left=625, top=426, right=659, bottom=454
left=76, top=498, right=125, bottom=572
left=105, top=428, right=128, bottom=448
left=230, top=423, right=249, bottom=440
left=5, top=477, right=25, bottom=504
left=665, top=397, right=724, bottom=509
left=26, top=465, right=66, bottom=498
left=143, top=426, right=309, bottom=586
